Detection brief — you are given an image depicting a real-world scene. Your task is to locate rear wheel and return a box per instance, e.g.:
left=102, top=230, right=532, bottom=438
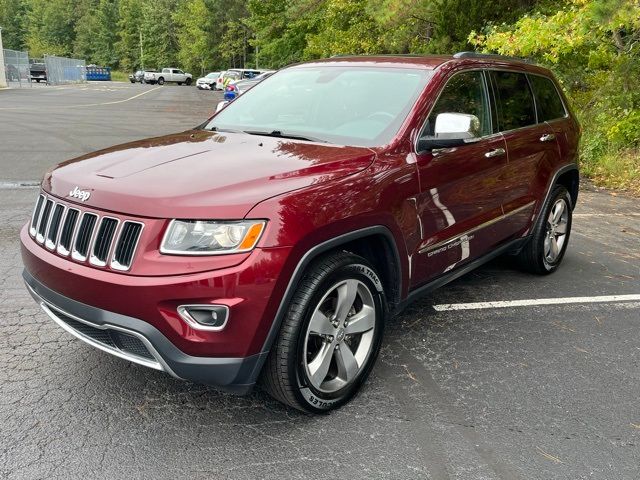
left=262, top=251, right=386, bottom=413
left=157, top=77, right=165, bottom=85
left=177, top=82, right=182, bottom=86
left=517, top=185, right=572, bottom=274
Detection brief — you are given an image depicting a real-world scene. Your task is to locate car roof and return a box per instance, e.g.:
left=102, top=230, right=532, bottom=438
left=294, top=53, right=548, bottom=74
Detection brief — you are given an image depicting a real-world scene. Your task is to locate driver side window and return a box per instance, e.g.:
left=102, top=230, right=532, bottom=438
left=422, top=71, right=491, bottom=138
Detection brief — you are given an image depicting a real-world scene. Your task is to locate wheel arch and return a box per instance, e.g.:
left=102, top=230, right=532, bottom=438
left=555, top=167, right=579, bottom=209
left=258, top=226, right=402, bottom=359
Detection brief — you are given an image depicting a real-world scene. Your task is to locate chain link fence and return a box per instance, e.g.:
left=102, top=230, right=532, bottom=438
left=3, top=48, right=31, bottom=87
left=44, top=55, right=86, bottom=85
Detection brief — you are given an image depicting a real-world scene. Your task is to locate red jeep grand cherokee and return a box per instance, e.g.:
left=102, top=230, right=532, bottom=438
left=22, top=53, right=579, bottom=412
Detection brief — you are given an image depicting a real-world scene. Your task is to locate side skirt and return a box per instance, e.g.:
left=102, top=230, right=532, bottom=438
left=395, top=236, right=529, bottom=314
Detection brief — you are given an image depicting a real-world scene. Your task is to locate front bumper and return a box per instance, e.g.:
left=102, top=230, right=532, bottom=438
left=24, top=269, right=266, bottom=393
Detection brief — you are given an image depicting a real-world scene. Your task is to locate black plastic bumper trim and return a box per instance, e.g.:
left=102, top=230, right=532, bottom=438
left=23, top=269, right=265, bottom=394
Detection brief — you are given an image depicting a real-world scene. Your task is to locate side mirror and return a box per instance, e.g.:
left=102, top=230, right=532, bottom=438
left=215, top=100, right=230, bottom=113
left=418, top=112, right=481, bottom=151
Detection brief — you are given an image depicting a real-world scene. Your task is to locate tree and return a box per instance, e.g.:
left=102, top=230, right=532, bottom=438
left=174, top=0, right=212, bottom=74
left=25, top=0, right=78, bottom=57
left=116, top=0, right=143, bottom=70
left=0, top=0, right=28, bottom=50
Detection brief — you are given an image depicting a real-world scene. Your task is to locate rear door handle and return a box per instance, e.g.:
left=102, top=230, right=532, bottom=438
left=484, top=148, right=505, bottom=158
left=540, top=133, right=556, bottom=142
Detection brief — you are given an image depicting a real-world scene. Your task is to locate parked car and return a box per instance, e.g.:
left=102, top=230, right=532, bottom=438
left=215, top=68, right=262, bottom=90
left=196, top=72, right=221, bottom=90
left=30, top=63, right=47, bottom=83
left=223, top=71, right=275, bottom=101
left=129, top=70, right=147, bottom=83
left=144, top=68, right=192, bottom=86
left=21, top=53, right=579, bottom=413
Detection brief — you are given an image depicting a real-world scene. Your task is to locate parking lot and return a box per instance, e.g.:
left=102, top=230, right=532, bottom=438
left=1, top=83, right=639, bottom=479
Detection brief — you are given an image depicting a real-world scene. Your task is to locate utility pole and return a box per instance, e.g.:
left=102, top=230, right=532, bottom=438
left=0, top=27, right=7, bottom=88
left=139, top=29, right=144, bottom=70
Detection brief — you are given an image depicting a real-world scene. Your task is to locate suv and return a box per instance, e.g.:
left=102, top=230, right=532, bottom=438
left=144, top=68, right=192, bottom=86
left=30, top=63, right=47, bottom=83
left=21, top=53, right=579, bottom=413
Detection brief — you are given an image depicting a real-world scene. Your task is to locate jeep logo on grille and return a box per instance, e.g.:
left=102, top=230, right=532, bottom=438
left=68, top=186, right=91, bottom=202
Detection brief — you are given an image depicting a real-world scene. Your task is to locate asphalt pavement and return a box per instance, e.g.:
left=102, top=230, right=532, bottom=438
left=0, top=83, right=639, bottom=479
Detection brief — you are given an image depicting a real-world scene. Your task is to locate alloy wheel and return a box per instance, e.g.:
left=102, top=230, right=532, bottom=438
left=544, top=197, right=569, bottom=263
left=303, top=279, right=376, bottom=393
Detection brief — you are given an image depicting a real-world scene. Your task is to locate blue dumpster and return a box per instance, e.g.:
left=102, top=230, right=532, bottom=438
left=86, top=66, right=111, bottom=81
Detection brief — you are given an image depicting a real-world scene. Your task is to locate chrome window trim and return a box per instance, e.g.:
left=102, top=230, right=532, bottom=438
left=110, top=221, right=145, bottom=271
left=57, top=207, right=81, bottom=257
left=415, top=67, right=570, bottom=154
left=71, top=212, right=99, bottom=262
left=89, top=216, right=121, bottom=267
left=177, top=304, right=230, bottom=332
left=418, top=201, right=536, bottom=254
left=414, top=68, right=497, bottom=154
left=45, top=203, right=66, bottom=251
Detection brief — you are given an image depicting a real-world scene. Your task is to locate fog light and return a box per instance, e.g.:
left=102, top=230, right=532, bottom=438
left=177, top=305, right=229, bottom=331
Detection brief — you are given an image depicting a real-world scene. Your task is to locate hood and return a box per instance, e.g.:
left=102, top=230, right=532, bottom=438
left=43, top=130, right=376, bottom=219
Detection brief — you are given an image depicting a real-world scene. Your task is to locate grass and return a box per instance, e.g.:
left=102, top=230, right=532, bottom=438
left=110, top=70, right=130, bottom=83
left=581, top=149, right=640, bottom=196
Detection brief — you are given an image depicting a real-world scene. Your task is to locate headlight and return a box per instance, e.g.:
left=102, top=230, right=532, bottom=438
left=160, top=220, right=266, bottom=255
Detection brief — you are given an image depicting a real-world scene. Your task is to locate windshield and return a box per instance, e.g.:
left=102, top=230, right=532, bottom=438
left=205, top=66, right=432, bottom=147
left=206, top=73, right=217, bottom=78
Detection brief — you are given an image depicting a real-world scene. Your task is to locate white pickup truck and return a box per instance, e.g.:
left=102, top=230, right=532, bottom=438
left=144, top=68, right=193, bottom=86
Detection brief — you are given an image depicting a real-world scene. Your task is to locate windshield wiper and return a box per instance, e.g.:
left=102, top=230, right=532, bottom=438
left=243, top=130, right=329, bottom=144
left=208, top=126, right=244, bottom=134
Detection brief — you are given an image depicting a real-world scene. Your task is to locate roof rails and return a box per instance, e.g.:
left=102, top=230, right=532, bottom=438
left=453, top=51, right=532, bottom=63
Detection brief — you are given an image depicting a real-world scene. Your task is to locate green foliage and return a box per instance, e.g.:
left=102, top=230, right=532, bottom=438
left=0, top=0, right=637, bottom=191
left=472, top=0, right=640, bottom=193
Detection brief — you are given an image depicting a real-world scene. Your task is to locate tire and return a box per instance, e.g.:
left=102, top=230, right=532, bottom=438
left=261, top=251, right=386, bottom=413
left=177, top=82, right=182, bottom=86
left=185, top=78, right=192, bottom=86
left=130, top=80, right=135, bottom=83
left=517, top=184, right=572, bottom=274
left=157, top=77, right=165, bottom=85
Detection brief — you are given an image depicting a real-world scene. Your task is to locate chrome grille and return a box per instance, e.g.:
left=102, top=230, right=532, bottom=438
left=58, top=208, right=79, bottom=255
left=29, top=193, right=144, bottom=271
left=45, top=204, right=65, bottom=250
left=72, top=213, right=98, bottom=261
left=36, top=199, right=53, bottom=243
left=90, top=217, right=119, bottom=266
left=111, top=222, right=143, bottom=271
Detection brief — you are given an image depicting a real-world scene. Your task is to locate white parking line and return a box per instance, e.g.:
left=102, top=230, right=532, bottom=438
left=574, top=213, right=640, bottom=217
left=432, top=294, right=640, bottom=311
left=0, top=85, right=162, bottom=111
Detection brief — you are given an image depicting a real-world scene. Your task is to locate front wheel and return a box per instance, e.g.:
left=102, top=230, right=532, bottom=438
left=517, top=185, right=572, bottom=274
left=185, top=78, right=192, bottom=86
left=262, top=251, right=386, bottom=413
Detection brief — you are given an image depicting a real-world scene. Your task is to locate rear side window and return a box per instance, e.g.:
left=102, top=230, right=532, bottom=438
left=491, top=71, right=536, bottom=131
left=528, top=75, right=566, bottom=121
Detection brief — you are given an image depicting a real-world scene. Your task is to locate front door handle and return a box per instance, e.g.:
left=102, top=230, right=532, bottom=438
left=540, top=133, right=556, bottom=142
left=484, top=148, right=506, bottom=158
